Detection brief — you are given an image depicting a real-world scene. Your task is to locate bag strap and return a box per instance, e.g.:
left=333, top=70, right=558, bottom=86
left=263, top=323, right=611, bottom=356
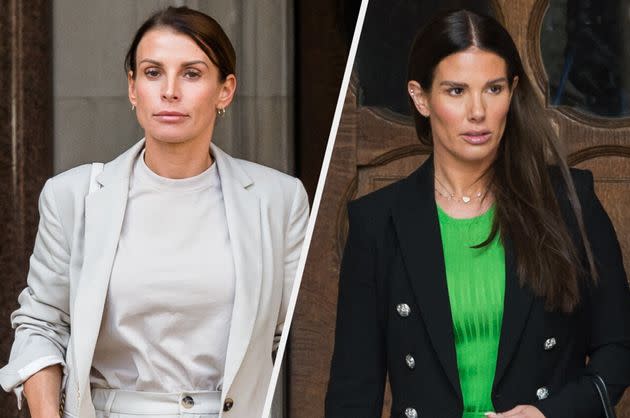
left=592, top=374, right=617, bottom=418
left=88, top=162, right=104, bottom=194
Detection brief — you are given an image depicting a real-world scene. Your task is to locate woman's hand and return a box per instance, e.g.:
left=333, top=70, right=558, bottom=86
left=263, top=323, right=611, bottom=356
left=486, top=405, right=546, bottom=418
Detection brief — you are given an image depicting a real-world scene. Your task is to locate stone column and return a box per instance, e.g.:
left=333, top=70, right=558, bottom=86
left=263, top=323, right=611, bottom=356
left=0, top=0, right=53, bottom=416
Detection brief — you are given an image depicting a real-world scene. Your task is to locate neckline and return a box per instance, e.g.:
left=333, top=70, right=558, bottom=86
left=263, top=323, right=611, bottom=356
left=436, top=203, right=495, bottom=225
left=134, top=149, right=220, bottom=192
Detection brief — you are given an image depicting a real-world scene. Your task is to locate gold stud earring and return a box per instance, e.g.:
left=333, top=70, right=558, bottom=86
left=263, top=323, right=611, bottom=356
left=217, top=107, right=226, bottom=117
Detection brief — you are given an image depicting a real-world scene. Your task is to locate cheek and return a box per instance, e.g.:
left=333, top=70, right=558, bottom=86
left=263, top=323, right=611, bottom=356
left=187, top=88, right=219, bottom=130
left=188, top=85, right=217, bottom=112
left=430, top=99, right=465, bottom=130
left=488, top=98, right=512, bottom=126
left=131, top=82, right=161, bottom=130
left=133, top=81, right=159, bottom=109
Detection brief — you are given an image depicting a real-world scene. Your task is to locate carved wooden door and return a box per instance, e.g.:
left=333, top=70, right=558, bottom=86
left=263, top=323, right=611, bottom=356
left=289, top=1, right=630, bottom=417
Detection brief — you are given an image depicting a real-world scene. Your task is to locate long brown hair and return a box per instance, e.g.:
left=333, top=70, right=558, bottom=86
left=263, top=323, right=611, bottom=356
left=408, top=10, right=597, bottom=312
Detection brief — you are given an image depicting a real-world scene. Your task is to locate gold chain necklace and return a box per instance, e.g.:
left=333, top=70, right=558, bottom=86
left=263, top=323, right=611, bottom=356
left=434, top=175, right=486, bottom=204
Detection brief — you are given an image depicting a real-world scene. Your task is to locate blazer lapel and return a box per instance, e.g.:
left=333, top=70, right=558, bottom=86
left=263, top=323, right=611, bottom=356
left=391, top=156, right=462, bottom=400
left=212, top=145, right=262, bottom=399
left=493, top=238, right=533, bottom=389
left=71, top=140, right=143, bottom=399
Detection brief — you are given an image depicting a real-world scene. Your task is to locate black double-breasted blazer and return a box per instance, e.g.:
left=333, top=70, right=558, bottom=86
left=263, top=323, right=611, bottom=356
left=325, top=157, right=630, bottom=418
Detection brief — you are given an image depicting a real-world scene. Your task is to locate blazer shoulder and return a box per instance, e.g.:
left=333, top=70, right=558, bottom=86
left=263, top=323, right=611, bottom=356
left=548, top=165, right=594, bottom=202
left=568, top=167, right=594, bottom=195
left=237, top=158, right=298, bottom=187
left=234, top=158, right=306, bottom=209
left=43, top=164, right=94, bottom=206
left=48, top=163, right=92, bottom=187
left=30, top=164, right=94, bottom=248
left=347, top=177, right=404, bottom=228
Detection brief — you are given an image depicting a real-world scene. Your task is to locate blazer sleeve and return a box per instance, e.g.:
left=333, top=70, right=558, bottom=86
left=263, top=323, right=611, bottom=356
left=325, top=201, right=387, bottom=418
left=0, top=179, right=71, bottom=409
left=273, top=178, right=309, bottom=351
left=536, top=170, right=630, bottom=418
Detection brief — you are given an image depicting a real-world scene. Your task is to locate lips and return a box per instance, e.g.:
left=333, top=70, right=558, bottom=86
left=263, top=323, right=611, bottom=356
left=461, top=130, right=492, bottom=145
left=153, top=111, right=189, bottom=122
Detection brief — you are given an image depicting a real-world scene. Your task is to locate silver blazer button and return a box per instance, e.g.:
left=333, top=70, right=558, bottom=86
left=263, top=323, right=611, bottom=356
left=544, top=337, right=556, bottom=350
left=405, top=407, right=418, bottom=418
left=396, top=303, right=411, bottom=317
left=536, top=387, right=549, bottom=400
left=405, top=354, right=416, bottom=370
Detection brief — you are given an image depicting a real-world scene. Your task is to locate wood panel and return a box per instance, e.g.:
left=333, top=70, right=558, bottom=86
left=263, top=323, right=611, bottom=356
left=290, top=88, right=359, bottom=418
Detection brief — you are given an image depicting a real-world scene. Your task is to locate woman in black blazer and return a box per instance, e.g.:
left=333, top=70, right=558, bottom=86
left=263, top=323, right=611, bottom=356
left=325, top=10, right=630, bottom=418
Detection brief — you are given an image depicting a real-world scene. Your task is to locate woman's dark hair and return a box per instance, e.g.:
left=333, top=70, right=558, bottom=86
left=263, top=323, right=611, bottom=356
left=408, top=10, right=597, bottom=313
left=125, top=6, right=236, bottom=81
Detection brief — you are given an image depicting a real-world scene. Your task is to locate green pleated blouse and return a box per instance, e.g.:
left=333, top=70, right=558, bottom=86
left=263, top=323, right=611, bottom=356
left=436, top=205, right=505, bottom=418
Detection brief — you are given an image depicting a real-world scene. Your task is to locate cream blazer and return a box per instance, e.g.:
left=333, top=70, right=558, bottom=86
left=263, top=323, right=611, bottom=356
left=0, top=139, right=309, bottom=418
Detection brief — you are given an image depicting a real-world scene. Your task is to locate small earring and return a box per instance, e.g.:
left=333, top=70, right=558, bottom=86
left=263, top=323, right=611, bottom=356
left=131, top=104, right=135, bottom=111
left=409, top=90, right=414, bottom=96
left=217, top=107, right=226, bottom=117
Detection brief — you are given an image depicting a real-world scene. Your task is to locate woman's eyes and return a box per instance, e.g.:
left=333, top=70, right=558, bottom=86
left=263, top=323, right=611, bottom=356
left=446, top=85, right=504, bottom=96
left=145, top=68, right=161, bottom=78
left=447, top=87, right=465, bottom=96
left=143, top=68, right=202, bottom=79
left=183, top=70, right=201, bottom=79
left=488, top=84, right=503, bottom=94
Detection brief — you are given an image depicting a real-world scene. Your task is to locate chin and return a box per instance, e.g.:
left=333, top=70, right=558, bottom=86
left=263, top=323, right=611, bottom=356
left=145, top=132, right=193, bottom=145
left=144, top=124, right=194, bottom=144
left=454, top=145, right=499, bottom=165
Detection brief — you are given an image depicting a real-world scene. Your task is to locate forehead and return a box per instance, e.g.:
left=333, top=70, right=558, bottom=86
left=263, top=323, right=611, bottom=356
left=136, top=27, right=211, bottom=63
left=433, top=47, right=508, bottom=83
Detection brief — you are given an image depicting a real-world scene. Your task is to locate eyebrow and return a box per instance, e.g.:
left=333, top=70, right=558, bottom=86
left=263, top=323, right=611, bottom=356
left=439, top=77, right=509, bottom=88
left=138, top=59, right=209, bottom=68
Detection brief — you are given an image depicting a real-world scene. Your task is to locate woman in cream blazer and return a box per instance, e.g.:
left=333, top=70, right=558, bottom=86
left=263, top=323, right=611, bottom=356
left=1, top=6, right=308, bottom=418
left=1, top=139, right=308, bottom=417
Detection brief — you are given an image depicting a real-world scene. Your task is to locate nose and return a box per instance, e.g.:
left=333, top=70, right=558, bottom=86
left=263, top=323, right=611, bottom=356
left=161, top=75, right=180, bottom=101
left=468, top=92, right=485, bottom=122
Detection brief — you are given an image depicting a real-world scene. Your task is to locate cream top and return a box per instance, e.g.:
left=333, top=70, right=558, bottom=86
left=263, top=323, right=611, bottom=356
left=90, top=150, right=235, bottom=392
